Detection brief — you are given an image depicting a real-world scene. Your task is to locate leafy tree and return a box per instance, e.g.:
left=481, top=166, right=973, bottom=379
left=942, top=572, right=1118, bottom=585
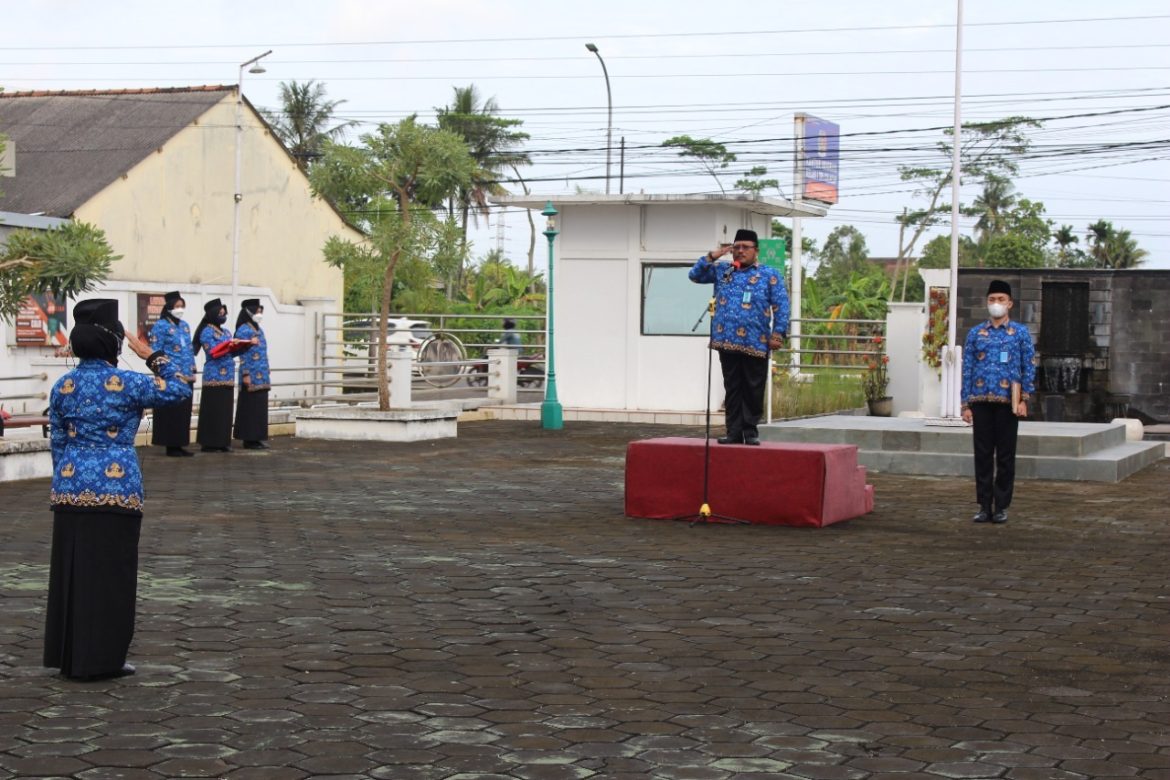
left=981, top=233, right=1045, bottom=269
left=919, top=233, right=978, bottom=269
left=311, top=117, right=476, bottom=409
left=464, top=250, right=545, bottom=311
left=814, top=225, right=873, bottom=290
left=1052, top=224, right=1084, bottom=267
left=436, top=84, right=531, bottom=278
left=661, top=135, right=736, bottom=194
left=890, top=117, right=1040, bottom=299
left=770, top=220, right=817, bottom=257
left=735, top=166, right=780, bottom=196
left=263, top=80, right=356, bottom=172
left=0, top=222, right=120, bottom=320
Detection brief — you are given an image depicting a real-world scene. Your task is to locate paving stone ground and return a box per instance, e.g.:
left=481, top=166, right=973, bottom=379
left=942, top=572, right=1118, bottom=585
left=1, top=420, right=1168, bottom=779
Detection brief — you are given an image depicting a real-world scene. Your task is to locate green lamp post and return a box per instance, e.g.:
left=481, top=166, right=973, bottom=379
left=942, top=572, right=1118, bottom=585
left=540, top=200, right=563, bottom=430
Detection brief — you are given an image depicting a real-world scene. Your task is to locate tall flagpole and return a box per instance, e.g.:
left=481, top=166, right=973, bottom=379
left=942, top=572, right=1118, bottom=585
left=942, top=0, right=964, bottom=417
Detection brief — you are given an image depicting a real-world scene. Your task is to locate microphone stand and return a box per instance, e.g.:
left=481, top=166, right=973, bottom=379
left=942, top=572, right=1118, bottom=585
left=674, top=296, right=749, bottom=526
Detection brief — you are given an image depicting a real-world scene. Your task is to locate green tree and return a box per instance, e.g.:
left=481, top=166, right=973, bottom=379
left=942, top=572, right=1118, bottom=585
left=436, top=84, right=531, bottom=280
left=981, top=233, right=1046, bottom=269
left=464, top=250, right=545, bottom=311
left=1086, top=220, right=1147, bottom=269
left=263, top=80, right=356, bottom=172
left=661, top=135, right=736, bottom=194
left=1052, top=224, right=1084, bottom=267
left=919, top=233, right=978, bottom=269
left=0, top=222, right=121, bottom=320
left=815, top=225, right=873, bottom=291
left=770, top=220, right=817, bottom=257
left=735, top=166, right=780, bottom=196
left=968, top=175, right=1016, bottom=244
left=890, top=117, right=1040, bottom=298
left=311, top=117, right=476, bottom=410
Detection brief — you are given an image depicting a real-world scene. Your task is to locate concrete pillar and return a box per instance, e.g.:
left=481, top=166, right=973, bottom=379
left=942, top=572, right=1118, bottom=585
left=488, top=348, right=518, bottom=405
left=387, top=345, right=412, bottom=409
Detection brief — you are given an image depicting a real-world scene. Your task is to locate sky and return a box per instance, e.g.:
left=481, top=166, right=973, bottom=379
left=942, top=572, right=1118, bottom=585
left=4, top=0, right=1168, bottom=272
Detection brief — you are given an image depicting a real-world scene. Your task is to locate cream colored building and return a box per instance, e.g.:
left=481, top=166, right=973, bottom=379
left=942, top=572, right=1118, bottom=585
left=0, top=86, right=361, bottom=407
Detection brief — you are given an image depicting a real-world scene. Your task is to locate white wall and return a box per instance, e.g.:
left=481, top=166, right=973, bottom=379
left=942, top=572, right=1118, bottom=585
left=886, top=302, right=925, bottom=416
left=553, top=202, right=777, bottom=412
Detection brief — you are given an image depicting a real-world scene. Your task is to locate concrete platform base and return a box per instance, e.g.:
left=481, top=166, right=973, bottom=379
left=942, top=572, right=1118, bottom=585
left=484, top=403, right=724, bottom=426
left=0, top=438, right=51, bottom=482
left=293, top=406, right=458, bottom=442
left=761, top=416, right=1164, bottom=482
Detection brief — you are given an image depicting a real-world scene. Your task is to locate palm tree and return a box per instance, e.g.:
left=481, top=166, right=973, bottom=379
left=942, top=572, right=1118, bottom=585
left=1086, top=220, right=1114, bottom=267
left=1104, top=228, right=1148, bottom=269
left=970, top=176, right=1016, bottom=244
left=435, top=85, right=531, bottom=280
left=1052, top=224, right=1079, bottom=266
left=264, top=80, right=356, bottom=172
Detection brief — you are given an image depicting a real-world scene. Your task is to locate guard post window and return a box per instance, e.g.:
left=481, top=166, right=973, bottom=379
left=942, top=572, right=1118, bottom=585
left=641, top=263, right=715, bottom=336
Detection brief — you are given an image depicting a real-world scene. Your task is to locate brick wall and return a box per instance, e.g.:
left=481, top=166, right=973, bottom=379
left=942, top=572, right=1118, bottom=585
left=958, top=269, right=1170, bottom=423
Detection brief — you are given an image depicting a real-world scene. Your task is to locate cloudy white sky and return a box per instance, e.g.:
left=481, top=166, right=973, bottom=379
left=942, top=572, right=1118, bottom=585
left=5, top=0, right=1168, bottom=270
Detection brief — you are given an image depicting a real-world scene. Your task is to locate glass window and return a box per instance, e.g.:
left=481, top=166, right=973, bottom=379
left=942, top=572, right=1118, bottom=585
left=641, top=263, right=714, bottom=336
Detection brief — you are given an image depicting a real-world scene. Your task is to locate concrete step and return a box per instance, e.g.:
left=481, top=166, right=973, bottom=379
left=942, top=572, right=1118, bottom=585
left=760, top=416, right=1165, bottom=483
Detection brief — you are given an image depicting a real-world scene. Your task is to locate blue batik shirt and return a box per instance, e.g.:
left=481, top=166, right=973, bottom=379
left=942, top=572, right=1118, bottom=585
left=689, top=256, right=790, bottom=358
left=234, top=322, right=270, bottom=391
left=50, top=357, right=192, bottom=514
left=961, top=318, right=1037, bottom=407
left=149, top=316, right=196, bottom=382
left=199, top=324, right=236, bottom=387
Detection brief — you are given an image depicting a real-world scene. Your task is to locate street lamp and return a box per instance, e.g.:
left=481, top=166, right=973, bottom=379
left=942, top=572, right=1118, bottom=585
left=232, top=49, right=272, bottom=314
left=540, top=201, right=563, bottom=430
left=584, top=43, right=612, bottom=194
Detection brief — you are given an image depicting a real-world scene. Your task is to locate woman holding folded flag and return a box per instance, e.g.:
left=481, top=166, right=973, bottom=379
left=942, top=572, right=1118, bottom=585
left=232, top=298, right=271, bottom=450
left=192, top=298, right=247, bottom=453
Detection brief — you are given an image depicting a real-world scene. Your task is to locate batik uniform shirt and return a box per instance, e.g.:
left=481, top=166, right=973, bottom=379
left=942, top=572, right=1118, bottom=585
left=49, top=357, right=192, bottom=514
left=689, top=256, right=790, bottom=358
left=199, top=325, right=236, bottom=387
left=234, top=322, right=270, bottom=391
left=149, top=317, right=196, bottom=382
left=961, top=318, right=1037, bottom=407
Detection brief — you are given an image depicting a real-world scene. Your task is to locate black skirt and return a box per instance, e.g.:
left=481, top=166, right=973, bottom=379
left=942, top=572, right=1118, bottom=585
left=44, top=510, right=142, bottom=679
left=151, top=391, right=193, bottom=447
left=234, top=387, right=269, bottom=442
left=196, top=385, right=234, bottom=449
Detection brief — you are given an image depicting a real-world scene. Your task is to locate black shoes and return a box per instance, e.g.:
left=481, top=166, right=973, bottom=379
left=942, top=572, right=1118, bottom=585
left=716, top=435, right=742, bottom=445
left=743, top=435, right=761, bottom=446
left=200, top=446, right=232, bottom=453
left=973, top=509, right=1009, bottom=524
left=243, top=441, right=270, bottom=450
left=165, top=447, right=195, bottom=457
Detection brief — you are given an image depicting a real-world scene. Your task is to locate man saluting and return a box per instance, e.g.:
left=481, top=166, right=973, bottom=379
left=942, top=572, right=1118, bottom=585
left=689, top=229, right=789, bottom=445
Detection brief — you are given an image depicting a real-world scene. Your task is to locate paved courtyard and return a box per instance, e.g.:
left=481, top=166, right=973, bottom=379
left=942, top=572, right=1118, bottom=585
left=1, top=420, right=1168, bottom=779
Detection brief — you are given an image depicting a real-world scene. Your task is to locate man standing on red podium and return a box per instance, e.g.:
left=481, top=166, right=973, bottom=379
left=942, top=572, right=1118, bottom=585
left=690, top=229, right=789, bottom=445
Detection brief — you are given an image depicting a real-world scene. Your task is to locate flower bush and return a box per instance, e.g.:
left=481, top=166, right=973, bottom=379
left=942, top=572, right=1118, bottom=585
left=861, top=335, right=890, bottom=401
left=921, top=287, right=948, bottom=375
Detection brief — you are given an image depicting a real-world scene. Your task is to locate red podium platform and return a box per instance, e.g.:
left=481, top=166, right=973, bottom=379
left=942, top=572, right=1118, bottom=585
left=625, top=437, right=874, bottom=527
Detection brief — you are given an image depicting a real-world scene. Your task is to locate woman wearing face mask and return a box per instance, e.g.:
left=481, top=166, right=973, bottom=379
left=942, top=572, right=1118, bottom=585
left=148, top=291, right=197, bottom=456
left=233, top=299, right=271, bottom=450
left=192, top=298, right=238, bottom=453
left=45, top=298, right=192, bottom=680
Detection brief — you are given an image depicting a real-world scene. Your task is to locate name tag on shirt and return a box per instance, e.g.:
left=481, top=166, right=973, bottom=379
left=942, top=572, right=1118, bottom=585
left=1000, top=351, right=1009, bottom=363
left=742, top=292, right=752, bottom=304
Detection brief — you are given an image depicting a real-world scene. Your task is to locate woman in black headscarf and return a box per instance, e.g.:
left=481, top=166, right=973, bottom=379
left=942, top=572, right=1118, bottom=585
left=233, top=299, right=271, bottom=450
left=46, top=299, right=191, bottom=680
left=192, top=299, right=237, bottom=452
left=149, top=291, right=196, bottom=456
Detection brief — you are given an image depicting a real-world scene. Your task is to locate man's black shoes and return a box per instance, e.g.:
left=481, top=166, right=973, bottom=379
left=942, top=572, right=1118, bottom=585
left=973, top=509, right=1009, bottom=524
left=243, top=441, right=270, bottom=450
left=991, top=510, right=1009, bottom=524
left=973, top=509, right=992, bottom=523
left=743, top=435, right=761, bottom=446
left=716, top=436, right=741, bottom=445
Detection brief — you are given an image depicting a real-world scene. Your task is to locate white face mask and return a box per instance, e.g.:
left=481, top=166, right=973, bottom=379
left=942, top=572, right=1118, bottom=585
left=171, top=308, right=186, bottom=319
left=988, top=302, right=1009, bottom=319
left=252, top=312, right=264, bottom=324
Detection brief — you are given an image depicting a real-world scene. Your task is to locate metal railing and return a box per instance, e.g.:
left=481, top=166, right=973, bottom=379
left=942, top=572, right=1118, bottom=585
left=782, top=317, right=886, bottom=371
left=0, top=372, right=49, bottom=405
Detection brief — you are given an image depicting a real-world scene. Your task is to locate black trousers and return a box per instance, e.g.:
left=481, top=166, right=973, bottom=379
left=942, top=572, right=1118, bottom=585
left=196, top=385, right=234, bottom=449
left=718, top=350, right=769, bottom=440
left=44, top=510, right=142, bottom=678
left=971, top=402, right=1019, bottom=512
left=234, top=387, right=269, bottom=442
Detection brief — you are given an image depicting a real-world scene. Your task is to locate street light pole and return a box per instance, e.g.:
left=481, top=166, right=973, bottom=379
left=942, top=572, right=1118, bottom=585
left=232, top=49, right=272, bottom=315
left=584, top=43, right=612, bottom=194
left=540, top=201, right=563, bottom=430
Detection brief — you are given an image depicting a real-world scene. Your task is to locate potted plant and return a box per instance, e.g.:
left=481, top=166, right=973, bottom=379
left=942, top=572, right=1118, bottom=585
left=862, top=335, right=892, bottom=416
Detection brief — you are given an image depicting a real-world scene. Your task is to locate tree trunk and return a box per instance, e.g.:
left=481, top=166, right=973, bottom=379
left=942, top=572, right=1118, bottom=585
left=377, top=250, right=399, bottom=411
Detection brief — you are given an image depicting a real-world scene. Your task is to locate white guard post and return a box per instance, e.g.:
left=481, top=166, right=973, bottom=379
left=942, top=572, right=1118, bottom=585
left=940, top=344, right=963, bottom=418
